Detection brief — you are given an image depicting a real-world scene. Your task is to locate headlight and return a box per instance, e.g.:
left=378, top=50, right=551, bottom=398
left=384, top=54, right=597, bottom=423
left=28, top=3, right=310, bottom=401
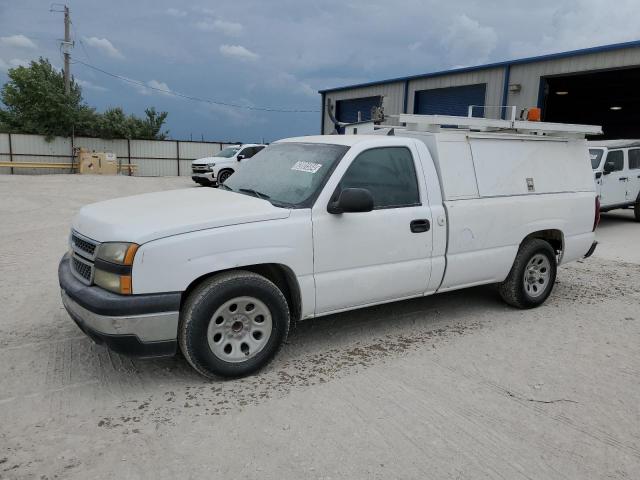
left=207, top=162, right=215, bottom=171
left=94, top=242, right=138, bottom=294
left=97, top=242, right=138, bottom=265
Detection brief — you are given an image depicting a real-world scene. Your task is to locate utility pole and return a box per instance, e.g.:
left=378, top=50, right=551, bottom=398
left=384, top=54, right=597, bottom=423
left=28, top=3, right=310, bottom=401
left=63, top=5, right=71, bottom=95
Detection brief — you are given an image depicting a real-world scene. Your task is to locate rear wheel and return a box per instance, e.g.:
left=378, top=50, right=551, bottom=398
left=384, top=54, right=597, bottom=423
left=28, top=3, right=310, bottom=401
left=217, top=169, right=233, bottom=184
left=499, top=239, right=557, bottom=309
left=179, top=271, right=290, bottom=379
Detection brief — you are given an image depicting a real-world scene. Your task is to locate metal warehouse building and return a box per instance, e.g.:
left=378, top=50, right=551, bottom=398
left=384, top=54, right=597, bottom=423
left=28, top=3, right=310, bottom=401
left=319, top=40, right=640, bottom=139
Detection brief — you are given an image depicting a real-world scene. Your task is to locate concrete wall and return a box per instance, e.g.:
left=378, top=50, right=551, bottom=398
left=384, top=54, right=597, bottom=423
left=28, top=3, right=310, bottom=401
left=0, top=133, right=238, bottom=176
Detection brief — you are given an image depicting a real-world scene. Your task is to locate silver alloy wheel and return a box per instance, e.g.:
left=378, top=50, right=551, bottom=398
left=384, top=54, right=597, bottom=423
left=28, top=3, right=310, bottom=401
left=523, top=253, right=551, bottom=298
left=207, top=296, right=273, bottom=363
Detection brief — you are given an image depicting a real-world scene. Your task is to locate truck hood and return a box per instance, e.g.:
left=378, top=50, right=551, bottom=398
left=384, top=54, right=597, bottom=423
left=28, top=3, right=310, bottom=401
left=73, top=188, right=290, bottom=244
left=192, top=157, right=216, bottom=165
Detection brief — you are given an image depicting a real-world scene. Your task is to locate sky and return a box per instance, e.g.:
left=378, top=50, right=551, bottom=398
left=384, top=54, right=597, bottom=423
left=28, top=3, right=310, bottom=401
left=1, top=0, right=640, bottom=142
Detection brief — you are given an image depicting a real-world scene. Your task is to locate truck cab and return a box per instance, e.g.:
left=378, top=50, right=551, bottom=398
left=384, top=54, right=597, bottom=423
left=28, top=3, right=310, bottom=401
left=191, top=143, right=266, bottom=186
left=588, top=140, right=640, bottom=220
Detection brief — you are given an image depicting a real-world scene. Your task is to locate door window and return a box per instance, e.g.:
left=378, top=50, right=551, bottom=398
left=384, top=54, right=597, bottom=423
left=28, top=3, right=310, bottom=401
left=239, top=147, right=255, bottom=158
left=338, top=147, right=420, bottom=209
left=605, top=150, right=624, bottom=171
left=629, top=149, right=640, bottom=170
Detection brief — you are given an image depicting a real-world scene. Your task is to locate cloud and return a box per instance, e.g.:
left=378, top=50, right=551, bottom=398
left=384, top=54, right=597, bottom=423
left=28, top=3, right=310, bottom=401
left=196, top=19, right=243, bottom=36
left=83, top=37, right=124, bottom=59
left=0, top=58, right=30, bottom=72
left=121, top=77, right=172, bottom=96
left=0, top=34, right=37, bottom=49
left=76, top=78, right=108, bottom=92
left=219, top=44, right=258, bottom=62
left=146, top=79, right=172, bottom=96
left=166, top=8, right=187, bottom=17
left=441, top=15, right=497, bottom=66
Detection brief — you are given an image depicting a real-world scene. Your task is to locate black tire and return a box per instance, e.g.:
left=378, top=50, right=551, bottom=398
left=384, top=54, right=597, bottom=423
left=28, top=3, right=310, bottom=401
left=498, top=239, right=557, bottom=309
left=217, top=169, right=233, bottom=184
left=634, top=200, right=640, bottom=222
left=179, top=270, right=290, bottom=379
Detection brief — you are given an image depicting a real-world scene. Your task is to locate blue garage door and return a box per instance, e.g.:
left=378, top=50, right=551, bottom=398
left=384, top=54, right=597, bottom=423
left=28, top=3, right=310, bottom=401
left=414, top=84, right=486, bottom=117
left=336, top=96, right=382, bottom=123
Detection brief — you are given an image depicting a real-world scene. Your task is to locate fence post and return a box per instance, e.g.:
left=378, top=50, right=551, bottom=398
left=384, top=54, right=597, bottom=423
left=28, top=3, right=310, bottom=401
left=8, top=133, right=13, bottom=175
left=127, top=139, right=132, bottom=176
left=70, top=133, right=75, bottom=174
left=176, top=140, right=180, bottom=176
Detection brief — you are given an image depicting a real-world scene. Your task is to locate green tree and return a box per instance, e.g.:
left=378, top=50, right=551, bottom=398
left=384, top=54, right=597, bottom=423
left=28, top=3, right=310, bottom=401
left=0, top=57, right=168, bottom=140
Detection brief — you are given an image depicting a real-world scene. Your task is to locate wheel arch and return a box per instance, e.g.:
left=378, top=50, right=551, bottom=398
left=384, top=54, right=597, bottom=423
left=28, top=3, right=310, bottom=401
left=520, top=229, right=564, bottom=260
left=180, top=263, right=302, bottom=323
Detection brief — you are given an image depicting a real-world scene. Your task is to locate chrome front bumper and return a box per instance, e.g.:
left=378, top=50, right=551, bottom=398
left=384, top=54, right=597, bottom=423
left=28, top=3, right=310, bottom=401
left=61, top=290, right=179, bottom=343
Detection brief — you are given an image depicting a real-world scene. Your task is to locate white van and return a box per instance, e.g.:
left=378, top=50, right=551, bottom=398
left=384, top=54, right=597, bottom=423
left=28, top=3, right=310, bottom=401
left=60, top=114, right=600, bottom=378
left=191, top=143, right=266, bottom=186
left=588, top=140, right=640, bottom=220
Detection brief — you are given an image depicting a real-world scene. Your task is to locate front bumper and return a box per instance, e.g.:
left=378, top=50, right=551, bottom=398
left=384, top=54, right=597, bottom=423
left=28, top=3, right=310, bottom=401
left=59, top=253, right=180, bottom=357
left=191, top=172, right=216, bottom=184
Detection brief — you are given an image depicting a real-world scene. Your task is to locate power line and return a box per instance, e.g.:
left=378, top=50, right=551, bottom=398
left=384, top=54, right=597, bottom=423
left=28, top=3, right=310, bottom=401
left=72, top=58, right=320, bottom=113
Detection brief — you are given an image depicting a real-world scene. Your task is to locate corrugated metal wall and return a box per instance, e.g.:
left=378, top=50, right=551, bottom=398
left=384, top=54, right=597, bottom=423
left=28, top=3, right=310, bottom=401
left=407, top=67, right=505, bottom=119
left=0, top=133, right=238, bottom=176
left=321, top=45, right=640, bottom=132
left=323, top=82, right=405, bottom=133
left=507, top=46, right=640, bottom=112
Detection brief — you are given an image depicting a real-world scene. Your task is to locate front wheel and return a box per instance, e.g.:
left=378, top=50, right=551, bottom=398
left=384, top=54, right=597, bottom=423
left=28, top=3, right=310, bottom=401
left=179, top=271, right=290, bottom=379
left=498, top=239, right=557, bottom=309
left=217, top=169, right=233, bottom=184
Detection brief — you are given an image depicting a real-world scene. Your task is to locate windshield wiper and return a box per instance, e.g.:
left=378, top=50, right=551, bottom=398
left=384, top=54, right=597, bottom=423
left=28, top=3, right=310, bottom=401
left=238, top=188, right=271, bottom=200
left=218, top=183, right=233, bottom=191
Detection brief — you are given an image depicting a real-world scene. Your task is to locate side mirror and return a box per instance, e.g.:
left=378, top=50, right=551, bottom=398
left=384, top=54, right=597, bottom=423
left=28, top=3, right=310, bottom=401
left=237, top=154, right=245, bottom=161
left=327, top=188, right=374, bottom=214
left=603, top=161, right=616, bottom=174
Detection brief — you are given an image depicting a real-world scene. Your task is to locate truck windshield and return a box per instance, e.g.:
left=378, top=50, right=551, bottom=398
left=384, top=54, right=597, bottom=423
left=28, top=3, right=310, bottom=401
left=222, top=142, right=349, bottom=208
left=589, top=149, right=604, bottom=169
left=215, top=146, right=241, bottom=158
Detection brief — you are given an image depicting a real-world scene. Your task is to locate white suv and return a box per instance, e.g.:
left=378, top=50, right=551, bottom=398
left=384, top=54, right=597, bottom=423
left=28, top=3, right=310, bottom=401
left=191, top=144, right=266, bottom=186
left=589, top=140, right=640, bottom=221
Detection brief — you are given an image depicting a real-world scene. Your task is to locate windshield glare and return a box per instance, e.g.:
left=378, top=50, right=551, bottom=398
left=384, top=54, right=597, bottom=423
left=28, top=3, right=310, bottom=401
left=589, top=149, right=604, bottom=169
left=215, top=146, right=241, bottom=158
left=223, top=142, right=349, bottom=207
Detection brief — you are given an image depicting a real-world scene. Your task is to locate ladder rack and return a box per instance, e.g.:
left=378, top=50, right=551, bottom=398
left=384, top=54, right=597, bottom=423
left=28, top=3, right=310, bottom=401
left=395, top=113, right=602, bottom=138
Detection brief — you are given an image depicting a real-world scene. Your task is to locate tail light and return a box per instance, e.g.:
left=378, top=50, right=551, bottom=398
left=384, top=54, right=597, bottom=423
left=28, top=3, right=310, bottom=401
left=593, top=196, right=601, bottom=231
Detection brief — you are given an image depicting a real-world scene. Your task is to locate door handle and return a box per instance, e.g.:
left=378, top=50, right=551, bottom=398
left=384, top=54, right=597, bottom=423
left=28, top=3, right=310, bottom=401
left=410, top=219, right=430, bottom=233
left=619, top=177, right=628, bottom=181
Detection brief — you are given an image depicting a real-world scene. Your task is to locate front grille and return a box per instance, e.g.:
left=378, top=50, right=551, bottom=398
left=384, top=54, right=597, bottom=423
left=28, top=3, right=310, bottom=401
left=192, top=165, right=209, bottom=173
left=72, top=255, right=93, bottom=284
left=71, top=231, right=98, bottom=259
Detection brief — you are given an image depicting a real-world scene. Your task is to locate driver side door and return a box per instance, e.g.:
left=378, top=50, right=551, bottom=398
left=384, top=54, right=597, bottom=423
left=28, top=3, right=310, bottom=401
left=600, top=150, right=627, bottom=207
left=311, top=144, right=433, bottom=314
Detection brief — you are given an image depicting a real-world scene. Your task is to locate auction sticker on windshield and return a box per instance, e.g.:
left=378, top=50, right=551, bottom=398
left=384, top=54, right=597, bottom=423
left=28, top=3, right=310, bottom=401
left=291, top=161, right=322, bottom=173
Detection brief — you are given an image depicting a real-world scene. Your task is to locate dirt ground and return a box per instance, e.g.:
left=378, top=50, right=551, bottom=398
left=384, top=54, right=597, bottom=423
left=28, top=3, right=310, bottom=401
left=0, top=174, right=639, bottom=480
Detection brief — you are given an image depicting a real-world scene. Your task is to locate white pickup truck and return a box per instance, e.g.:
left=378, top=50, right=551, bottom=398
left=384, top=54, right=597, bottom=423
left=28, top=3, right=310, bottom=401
left=59, top=115, right=600, bottom=378
left=588, top=140, right=640, bottom=221
left=191, top=143, right=266, bottom=186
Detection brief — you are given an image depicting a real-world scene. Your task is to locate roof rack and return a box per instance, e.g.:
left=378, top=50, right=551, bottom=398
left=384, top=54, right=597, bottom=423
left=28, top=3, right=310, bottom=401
left=395, top=108, right=602, bottom=138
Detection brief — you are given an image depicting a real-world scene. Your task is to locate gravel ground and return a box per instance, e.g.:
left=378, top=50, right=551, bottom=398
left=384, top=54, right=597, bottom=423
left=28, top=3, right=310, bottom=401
left=0, top=175, right=639, bottom=479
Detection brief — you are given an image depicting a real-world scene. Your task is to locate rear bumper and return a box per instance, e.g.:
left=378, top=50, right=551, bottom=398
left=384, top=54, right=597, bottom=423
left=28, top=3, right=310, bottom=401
left=59, top=254, right=180, bottom=357
left=584, top=241, right=598, bottom=259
